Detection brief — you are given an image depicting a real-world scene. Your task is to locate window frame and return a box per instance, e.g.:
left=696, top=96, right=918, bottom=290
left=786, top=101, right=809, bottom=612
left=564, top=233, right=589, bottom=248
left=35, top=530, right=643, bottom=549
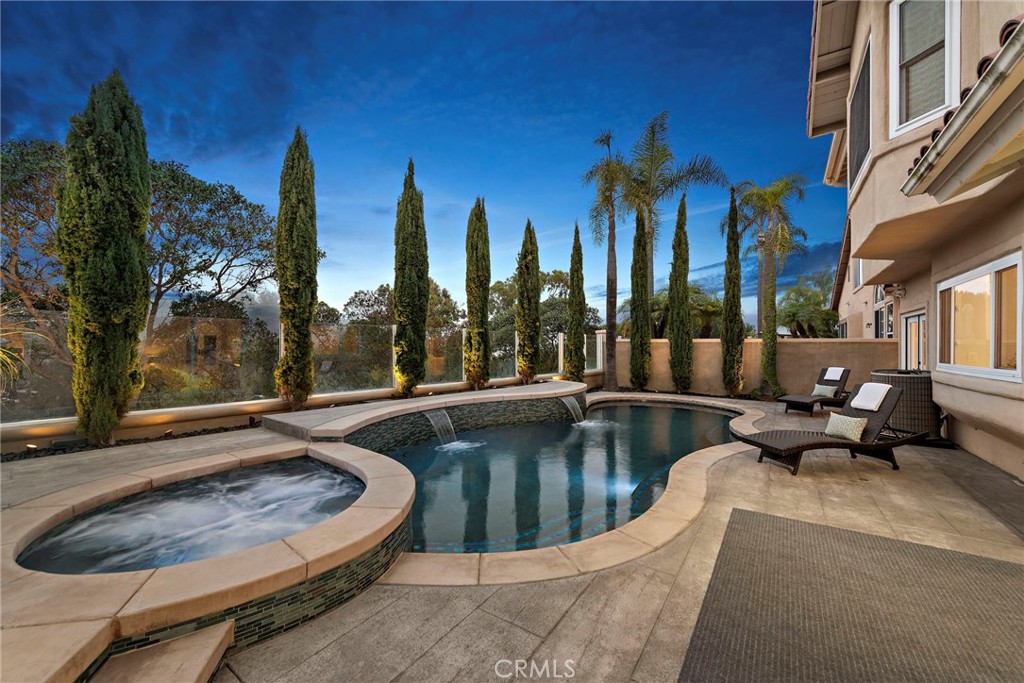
left=849, top=39, right=873, bottom=190
left=888, top=0, right=961, bottom=138
left=838, top=320, right=848, bottom=339
left=874, top=298, right=895, bottom=339
left=936, top=252, right=1022, bottom=382
left=853, top=258, right=863, bottom=290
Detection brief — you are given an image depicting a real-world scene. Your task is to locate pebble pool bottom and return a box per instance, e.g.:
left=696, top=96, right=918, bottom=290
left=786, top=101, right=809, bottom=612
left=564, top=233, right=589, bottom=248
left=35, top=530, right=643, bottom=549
left=388, top=403, right=732, bottom=553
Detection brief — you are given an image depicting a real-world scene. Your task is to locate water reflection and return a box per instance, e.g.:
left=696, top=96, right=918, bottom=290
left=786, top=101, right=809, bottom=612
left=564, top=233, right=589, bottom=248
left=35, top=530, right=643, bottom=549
left=389, top=404, right=732, bottom=553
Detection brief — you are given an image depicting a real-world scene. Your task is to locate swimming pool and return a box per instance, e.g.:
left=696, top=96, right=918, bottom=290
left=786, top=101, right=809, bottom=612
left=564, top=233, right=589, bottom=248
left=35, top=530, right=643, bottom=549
left=388, top=402, right=732, bottom=553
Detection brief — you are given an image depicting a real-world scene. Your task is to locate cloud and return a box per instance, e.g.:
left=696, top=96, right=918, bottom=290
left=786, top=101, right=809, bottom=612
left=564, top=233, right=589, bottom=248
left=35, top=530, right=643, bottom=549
left=690, top=240, right=841, bottom=298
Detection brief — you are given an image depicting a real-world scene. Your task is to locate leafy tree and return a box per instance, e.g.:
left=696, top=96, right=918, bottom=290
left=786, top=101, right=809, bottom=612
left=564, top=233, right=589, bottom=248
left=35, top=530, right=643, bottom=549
left=55, top=71, right=151, bottom=444
left=667, top=194, right=692, bottom=392
left=720, top=186, right=744, bottom=395
left=464, top=198, right=491, bottom=389
left=737, top=174, right=808, bottom=396
left=622, top=112, right=726, bottom=301
left=779, top=268, right=838, bottom=338
left=490, top=271, right=599, bottom=375
left=629, top=213, right=651, bottom=389
left=582, top=131, right=630, bottom=390
left=622, top=282, right=721, bottom=340
left=1, top=141, right=277, bottom=374
left=427, top=280, right=466, bottom=331
left=342, top=284, right=394, bottom=325
left=144, top=160, right=276, bottom=353
left=239, top=316, right=279, bottom=398
left=393, top=159, right=429, bottom=397
left=564, top=223, right=585, bottom=382
left=314, top=301, right=342, bottom=325
left=341, top=280, right=463, bottom=329
left=274, top=126, right=318, bottom=410
left=0, top=139, right=73, bottom=376
left=515, top=220, right=541, bottom=383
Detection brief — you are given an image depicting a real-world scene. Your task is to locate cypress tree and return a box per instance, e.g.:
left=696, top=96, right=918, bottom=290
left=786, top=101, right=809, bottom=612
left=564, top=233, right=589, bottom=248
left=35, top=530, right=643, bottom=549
left=55, top=71, right=150, bottom=444
left=393, top=159, right=429, bottom=396
left=515, top=219, right=541, bottom=384
left=565, top=222, right=586, bottom=382
left=629, top=212, right=651, bottom=390
left=721, top=186, right=745, bottom=395
left=274, top=127, right=318, bottom=410
left=464, top=197, right=490, bottom=389
left=667, top=195, right=693, bottom=392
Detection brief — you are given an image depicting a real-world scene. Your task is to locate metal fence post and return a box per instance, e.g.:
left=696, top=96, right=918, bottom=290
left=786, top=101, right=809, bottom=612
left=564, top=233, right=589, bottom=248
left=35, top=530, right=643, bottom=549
left=558, top=332, right=565, bottom=375
left=391, top=324, right=397, bottom=389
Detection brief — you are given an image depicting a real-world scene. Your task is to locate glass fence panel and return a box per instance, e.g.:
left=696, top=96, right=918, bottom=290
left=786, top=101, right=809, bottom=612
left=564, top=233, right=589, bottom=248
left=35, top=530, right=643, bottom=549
left=425, top=328, right=464, bottom=385
left=136, top=314, right=277, bottom=409
left=1, top=310, right=76, bottom=421
left=314, top=324, right=394, bottom=392
left=537, top=334, right=560, bottom=376
left=490, top=349, right=516, bottom=379
left=585, top=330, right=600, bottom=370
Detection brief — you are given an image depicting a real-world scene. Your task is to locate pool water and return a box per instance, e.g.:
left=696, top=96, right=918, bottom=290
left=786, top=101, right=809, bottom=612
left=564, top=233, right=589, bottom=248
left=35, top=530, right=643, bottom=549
left=17, top=457, right=365, bottom=574
left=388, top=403, right=732, bottom=553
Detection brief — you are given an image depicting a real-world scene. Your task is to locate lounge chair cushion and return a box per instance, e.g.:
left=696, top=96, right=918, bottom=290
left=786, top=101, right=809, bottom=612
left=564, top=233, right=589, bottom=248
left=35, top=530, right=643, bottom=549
left=824, top=366, right=845, bottom=381
left=825, top=413, right=868, bottom=441
left=811, top=383, right=835, bottom=397
left=850, top=382, right=890, bottom=411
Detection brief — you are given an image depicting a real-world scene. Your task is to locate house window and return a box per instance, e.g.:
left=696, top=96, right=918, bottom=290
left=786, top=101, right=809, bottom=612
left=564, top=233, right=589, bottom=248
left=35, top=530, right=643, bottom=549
left=838, top=321, right=849, bottom=339
left=937, top=252, right=1022, bottom=380
left=874, top=301, right=894, bottom=338
left=889, top=0, right=959, bottom=136
left=853, top=259, right=863, bottom=289
left=849, top=43, right=871, bottom=183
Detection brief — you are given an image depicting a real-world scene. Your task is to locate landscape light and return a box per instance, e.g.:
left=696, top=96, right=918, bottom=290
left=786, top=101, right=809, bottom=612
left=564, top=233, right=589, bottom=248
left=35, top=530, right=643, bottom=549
left=25, top=444, right=38, bottom=453
left=163, top=429, right=174, bottom=438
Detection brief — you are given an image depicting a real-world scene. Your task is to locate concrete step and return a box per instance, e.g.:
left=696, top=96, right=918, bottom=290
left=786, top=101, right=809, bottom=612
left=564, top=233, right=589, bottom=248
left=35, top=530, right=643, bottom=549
left=91, top=621, right=233, bottom=683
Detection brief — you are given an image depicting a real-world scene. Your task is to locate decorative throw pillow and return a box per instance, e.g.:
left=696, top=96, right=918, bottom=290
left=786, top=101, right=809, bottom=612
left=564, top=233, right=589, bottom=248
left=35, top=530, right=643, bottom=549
left=825, top=413, right=868, bottom=441
left=811, top=383, right=836, bottom=398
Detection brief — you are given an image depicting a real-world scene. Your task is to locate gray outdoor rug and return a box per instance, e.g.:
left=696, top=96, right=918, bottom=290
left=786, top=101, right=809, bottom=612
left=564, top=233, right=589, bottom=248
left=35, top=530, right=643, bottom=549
left=678, top=509, right=1024, bottom=682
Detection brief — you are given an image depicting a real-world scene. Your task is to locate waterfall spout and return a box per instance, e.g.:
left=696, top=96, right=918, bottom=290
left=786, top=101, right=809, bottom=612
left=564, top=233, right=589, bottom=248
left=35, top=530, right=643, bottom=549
left=424, top=409, right=457, bottom=444
left=559, top=396, right=584, bottom=423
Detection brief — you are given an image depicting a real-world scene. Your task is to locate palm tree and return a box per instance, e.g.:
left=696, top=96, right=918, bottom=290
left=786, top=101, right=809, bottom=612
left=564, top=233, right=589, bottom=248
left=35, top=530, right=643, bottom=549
left=622, top=112, right=726, bottom=303
left=583, top=131, right=630, bottom=391
left=736, top=174, right=808, bottom=395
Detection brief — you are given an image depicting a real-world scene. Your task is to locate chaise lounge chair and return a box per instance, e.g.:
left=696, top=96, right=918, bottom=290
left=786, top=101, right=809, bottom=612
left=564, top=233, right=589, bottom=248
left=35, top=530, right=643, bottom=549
left=777, top=367, right=851, bottom=416
left=732, top=383, right=927, bottom=476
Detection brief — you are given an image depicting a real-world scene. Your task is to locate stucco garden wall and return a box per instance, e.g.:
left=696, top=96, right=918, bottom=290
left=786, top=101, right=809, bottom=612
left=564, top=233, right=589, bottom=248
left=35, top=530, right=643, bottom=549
left=616, top=338, right=898, bottom=396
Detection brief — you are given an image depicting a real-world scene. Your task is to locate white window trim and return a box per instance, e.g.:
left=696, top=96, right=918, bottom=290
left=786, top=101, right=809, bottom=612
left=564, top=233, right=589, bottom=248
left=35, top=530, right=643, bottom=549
left=900, top=310, right=926, bottom=370
left=888, top=0, right=961, bottom=139
left=849, top=37, right=873, bottom=194
left=874, top=297, right=895, bottom=339
left=853, top=258, right=863, bottom=290
left=936, top=251, right=1023, bottom=382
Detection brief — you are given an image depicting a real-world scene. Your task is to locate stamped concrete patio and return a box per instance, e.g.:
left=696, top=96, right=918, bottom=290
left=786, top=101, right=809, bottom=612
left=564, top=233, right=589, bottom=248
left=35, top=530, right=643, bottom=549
left=2, top=394, right=1021, bottom=682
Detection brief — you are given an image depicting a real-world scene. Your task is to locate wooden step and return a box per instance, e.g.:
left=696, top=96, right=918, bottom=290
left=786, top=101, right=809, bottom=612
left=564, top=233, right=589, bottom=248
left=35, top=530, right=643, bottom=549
left=91, top=622, right=233, bottom=683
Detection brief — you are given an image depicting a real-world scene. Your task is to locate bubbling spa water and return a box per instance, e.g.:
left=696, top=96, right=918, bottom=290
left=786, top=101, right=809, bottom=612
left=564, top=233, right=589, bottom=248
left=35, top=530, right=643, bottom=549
left=18, top=457, right=365, bottom=574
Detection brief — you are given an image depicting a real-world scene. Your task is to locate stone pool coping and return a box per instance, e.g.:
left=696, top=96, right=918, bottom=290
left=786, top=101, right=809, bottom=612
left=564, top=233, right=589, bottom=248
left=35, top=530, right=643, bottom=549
left=375, top=392, right=764, bottom=586
left=0, top=440, right=413, bottom=683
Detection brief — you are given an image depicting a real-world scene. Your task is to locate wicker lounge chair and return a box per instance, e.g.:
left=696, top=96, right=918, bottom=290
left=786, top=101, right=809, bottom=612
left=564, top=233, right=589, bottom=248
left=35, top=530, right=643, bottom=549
left=732, top=384, right=926, bottom=475
left=777, top=367, right=851, bottom=416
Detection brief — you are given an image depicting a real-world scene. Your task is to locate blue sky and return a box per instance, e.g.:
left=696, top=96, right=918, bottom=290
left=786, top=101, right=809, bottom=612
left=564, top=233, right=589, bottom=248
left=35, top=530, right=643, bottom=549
left=1, top=1, right=846, bottom=323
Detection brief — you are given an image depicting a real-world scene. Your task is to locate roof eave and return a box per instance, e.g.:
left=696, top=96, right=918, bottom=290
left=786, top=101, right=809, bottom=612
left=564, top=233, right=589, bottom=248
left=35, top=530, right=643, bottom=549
left=902, top=28, right=1024, bottom=202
